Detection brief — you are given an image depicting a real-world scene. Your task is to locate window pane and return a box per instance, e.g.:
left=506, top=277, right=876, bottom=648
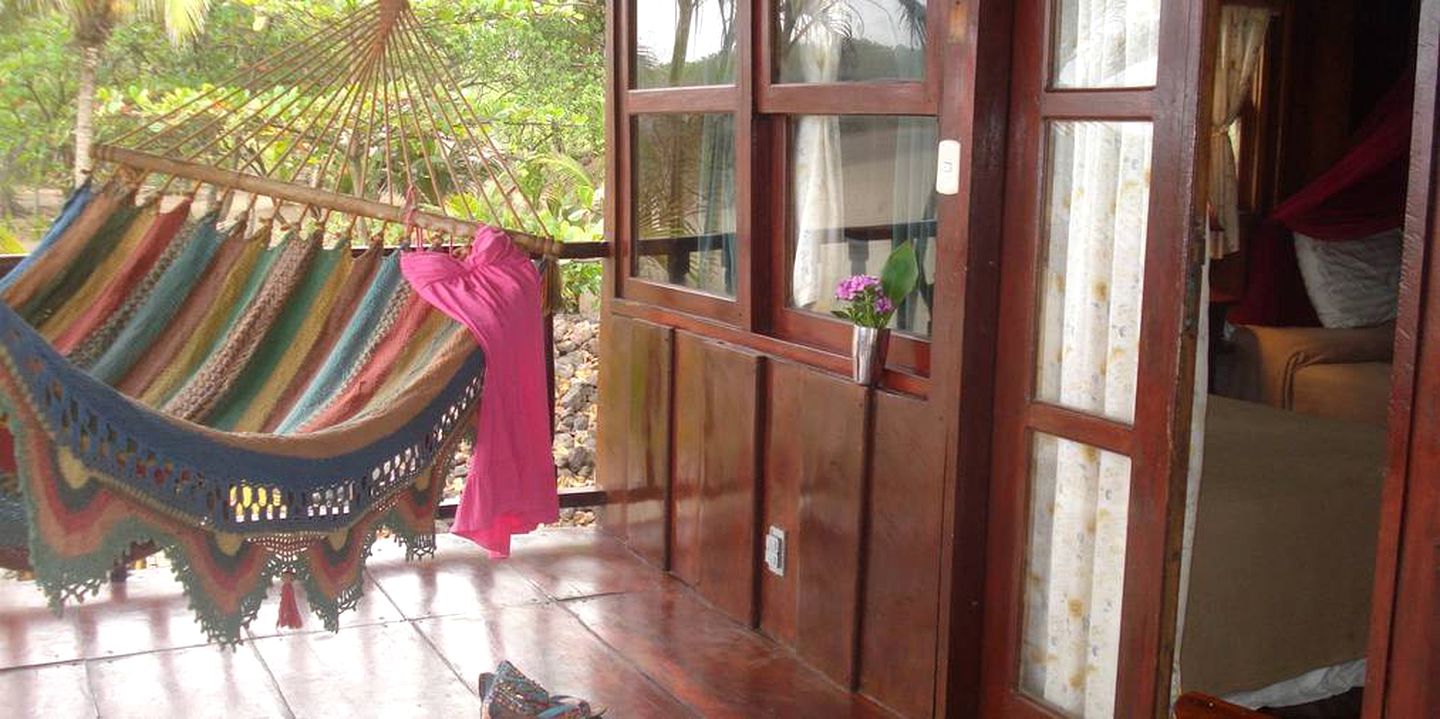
left=775, top=0, right=926, bottom=83
left=1035, top=121, right=1152, bottom=423
left=1020, top=432, right=1131, bottom=718
left=788, top=115, right=937, bottom=337
left=633, top=114, right=737, bottom=297
left=1051, top=0, right=1160, bottom=89
left=634, top=0, right=737, bottom=88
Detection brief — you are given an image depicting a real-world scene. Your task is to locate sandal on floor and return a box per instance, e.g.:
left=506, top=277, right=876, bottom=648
left=480, top=661, right=604, bottom=718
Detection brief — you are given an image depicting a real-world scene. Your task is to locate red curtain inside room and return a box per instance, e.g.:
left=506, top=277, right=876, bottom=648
left=1229, top=79, right=1414, bottom=327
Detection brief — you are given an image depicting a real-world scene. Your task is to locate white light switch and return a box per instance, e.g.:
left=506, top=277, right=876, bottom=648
left=935, top=139, right=961, bottom=195
left=764, top=526, right=786, bottom=577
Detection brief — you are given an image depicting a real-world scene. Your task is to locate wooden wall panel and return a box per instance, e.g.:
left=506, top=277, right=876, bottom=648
left=760, top=361, right=869, bottom=686
left=671, top=332, right=764, bottom=624
left=595, top=314, right=673, bottom=566
left=858, top=391, right=946, bottom=718
left=623, top=319, right=673, bottom=567
left=595, top=314, right=632, bottom=538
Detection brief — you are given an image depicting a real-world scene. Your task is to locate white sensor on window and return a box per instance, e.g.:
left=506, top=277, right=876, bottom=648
left=936, top=139, right=961, bottom=195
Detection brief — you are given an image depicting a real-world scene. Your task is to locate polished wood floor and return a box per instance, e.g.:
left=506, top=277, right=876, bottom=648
left=0, top=528, right=899, bottom=718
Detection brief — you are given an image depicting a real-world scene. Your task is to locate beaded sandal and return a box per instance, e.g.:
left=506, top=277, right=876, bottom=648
left=479, top=661, right=603, bottom=719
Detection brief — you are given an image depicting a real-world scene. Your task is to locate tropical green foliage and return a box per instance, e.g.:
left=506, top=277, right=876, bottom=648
left=0, top=0, right=605, bottom=247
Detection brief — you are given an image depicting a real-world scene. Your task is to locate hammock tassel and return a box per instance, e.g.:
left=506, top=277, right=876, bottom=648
left=277, top=572, right=304, bottom=629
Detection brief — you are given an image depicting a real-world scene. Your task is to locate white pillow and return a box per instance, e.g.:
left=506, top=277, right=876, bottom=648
left=1294, top=229, right=1402, bottom=328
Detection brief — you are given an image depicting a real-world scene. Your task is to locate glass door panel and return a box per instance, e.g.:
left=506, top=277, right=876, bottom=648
left=982, top=0, right=1206, bottom=715
left=632, top=113, right=738, bottom=296
left=1036, top=121, right=1153, bottom=423
left=787, top=114, right=938, bottom=337
left=1050, top=0, right=1162, bottom=89
left=1020, top=432, right=1133, bottom=717
left=774, top=0, right=927, bottom=83
left=634, top=0, right=739, bottom=88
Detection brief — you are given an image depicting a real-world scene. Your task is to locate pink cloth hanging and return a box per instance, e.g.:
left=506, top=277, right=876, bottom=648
left=400, top=226, right=557, bottom=557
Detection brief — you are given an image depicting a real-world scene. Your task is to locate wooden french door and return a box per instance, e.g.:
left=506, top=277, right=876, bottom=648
left=980, top=1, right=1211, bottom=717
left=1364, top=0, right=1440, bottom=715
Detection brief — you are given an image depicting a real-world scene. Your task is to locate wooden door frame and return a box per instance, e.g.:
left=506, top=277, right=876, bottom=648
left=970, top=0, right=1213, bottom=716
left=1363, top=0, right=1440, bottom=715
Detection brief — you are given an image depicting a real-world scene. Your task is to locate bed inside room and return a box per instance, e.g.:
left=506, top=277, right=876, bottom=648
left=1175, top=0, right=1419, bottom=714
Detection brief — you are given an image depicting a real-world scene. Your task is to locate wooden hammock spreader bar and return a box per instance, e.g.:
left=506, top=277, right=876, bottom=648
left=93, top=143, right=565, bottom=258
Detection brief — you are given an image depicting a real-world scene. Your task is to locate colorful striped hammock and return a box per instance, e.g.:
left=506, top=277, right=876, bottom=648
left=0, top=180, right=486, bottom=643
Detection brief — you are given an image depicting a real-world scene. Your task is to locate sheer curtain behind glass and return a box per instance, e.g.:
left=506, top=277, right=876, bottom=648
left=1208, top=5, right=1270, bottom=258
left=1052, top=0, right=1161, bottom=88
left=1022, top=120, right=1152, bottom=718
left=790, top=17, right=844, bottom=308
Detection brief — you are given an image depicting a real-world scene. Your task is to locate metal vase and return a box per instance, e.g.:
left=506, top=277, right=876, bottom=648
left=850, top=326, right=890, bottom=385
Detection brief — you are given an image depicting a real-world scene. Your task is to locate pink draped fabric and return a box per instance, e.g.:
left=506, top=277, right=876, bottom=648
left=1230, top=78, right=1412, bottom=326
left=400, top=227, right=557, bottom=556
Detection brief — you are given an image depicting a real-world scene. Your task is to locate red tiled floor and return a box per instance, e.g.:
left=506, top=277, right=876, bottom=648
left=0, top=661, right=96, bottom=717
left=367, top=534, right=548, bottom=619
left=249, top=622, right=476, bottom=716
left=508, top=527, right=669, bottom=600
left=0, top=569, right=213, bottom=668
left=0, top=528, right=895, bottom=718
left=417, top=605, right=695, bottom=718
left=87, top=644, right=290, bottom=719
left=568, top=585, right=899, bottom=719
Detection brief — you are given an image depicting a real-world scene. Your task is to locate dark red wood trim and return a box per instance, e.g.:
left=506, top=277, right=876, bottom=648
left=611, top=0, right=632, bottom=304
left=980, top=0, right=1051, bottom=707
left=559, top=242, right=610, bottom=259
left=1364, top=2, right=1440, bottom=716
left=757, top=83, right=935, bottom=116
left=610, top=297, right=930, bottom=398
left=932, top=0, right=1013, bottom=713
left=735, top=0, right=757, bottom=330
left=1038, top=89, right=1157, bottom=119
left=771, top=305, right=931, bottom=376
left=980, top=0, right=1210, bottom=715
left=626, top=87, right=738, bottom=114
left=1113, top=0, right=1212, bottom=712
left=1025, top=403, right=1136, bottom=457
left=621, top=278, right=744, bottom=325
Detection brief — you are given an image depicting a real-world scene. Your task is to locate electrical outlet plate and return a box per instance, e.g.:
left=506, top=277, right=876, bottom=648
left=764, top=526, right=786, bottom=577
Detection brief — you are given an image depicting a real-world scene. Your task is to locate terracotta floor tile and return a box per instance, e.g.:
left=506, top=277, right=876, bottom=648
left=568, top=586, right=898, bottom=719
left=507, top=528, right=668, bottom=600
left=0, top=572, right=212, bottom=669
left=0, top=662, right=96, bottom=718
left=366, top=534, right=547, bottom=619
left=416, top=606, right=695, bottom=718
left=86, top=644, right=290, bottom=719
left=249, top=621, right=476, bottom=717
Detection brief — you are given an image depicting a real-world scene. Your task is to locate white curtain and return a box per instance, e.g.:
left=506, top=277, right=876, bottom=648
left=1054, top=0, right=1161, bottom=88
left=789, top=7, right=844, bottom=308
left=1208, top=5, right=1270, bottom=259
left=1171, top=258, right=1210, bottom=703
left=1023, top=120, right=1153, bottom=719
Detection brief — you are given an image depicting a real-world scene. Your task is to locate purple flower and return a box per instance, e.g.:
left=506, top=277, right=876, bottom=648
left=875, top=296, right=895, bottom=315
left=835, top=274, right=881, bottom=301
